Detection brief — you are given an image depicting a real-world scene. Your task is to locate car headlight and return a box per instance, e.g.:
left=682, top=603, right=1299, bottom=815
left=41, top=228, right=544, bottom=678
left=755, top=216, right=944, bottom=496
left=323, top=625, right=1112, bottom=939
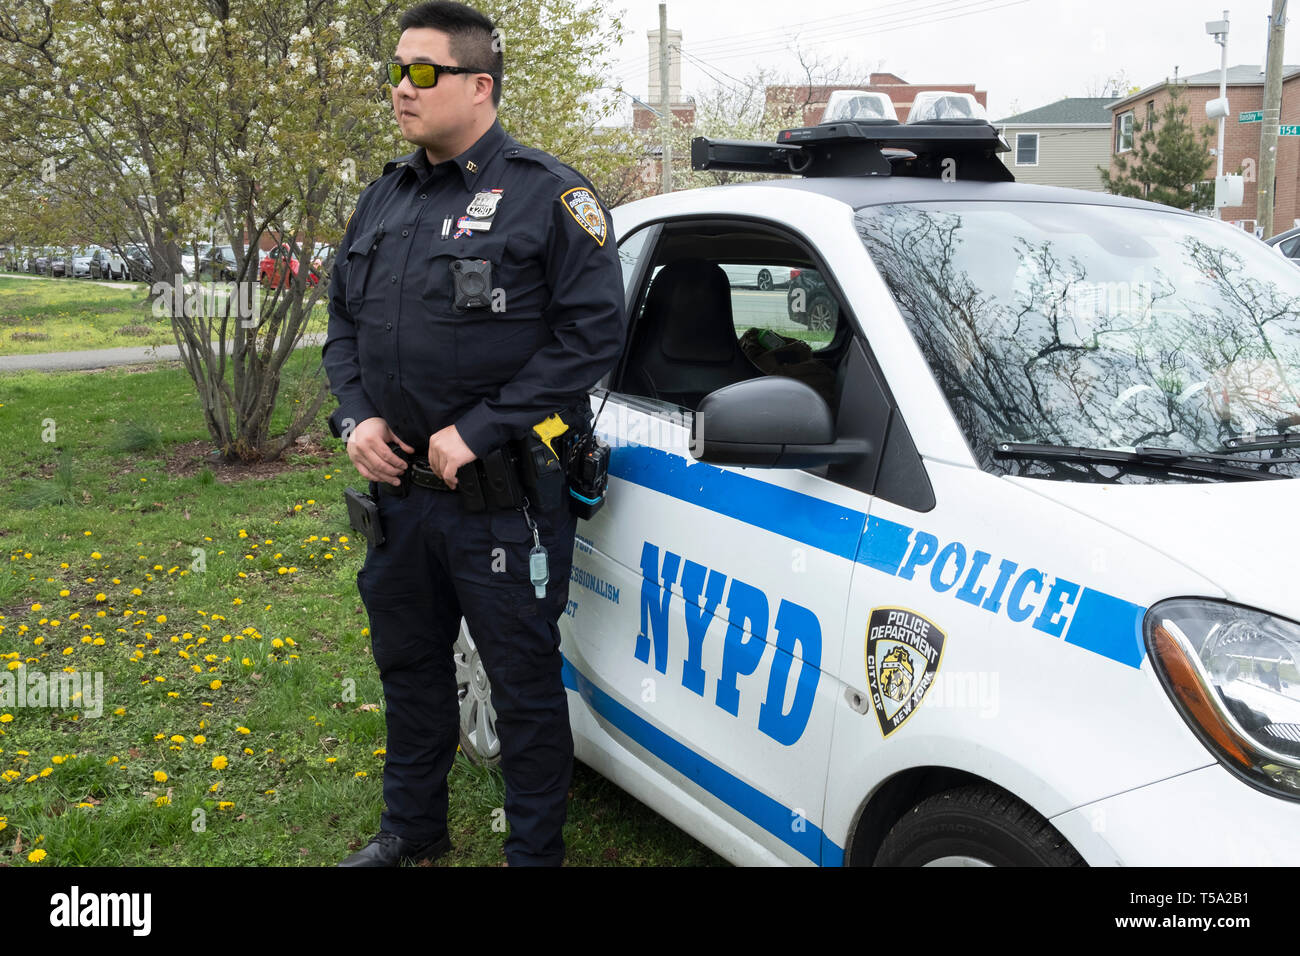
left=1146, top=598, right=1300, bottom=798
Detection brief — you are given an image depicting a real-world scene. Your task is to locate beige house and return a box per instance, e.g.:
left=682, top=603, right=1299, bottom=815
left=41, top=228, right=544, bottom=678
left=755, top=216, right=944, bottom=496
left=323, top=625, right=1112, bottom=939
left=995, top=98, right=1114, bottom=191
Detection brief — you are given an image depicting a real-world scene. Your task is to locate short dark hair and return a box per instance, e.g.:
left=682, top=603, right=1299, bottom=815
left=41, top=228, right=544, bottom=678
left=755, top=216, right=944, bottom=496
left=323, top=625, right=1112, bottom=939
left=399, top=1, right=503, bottom=108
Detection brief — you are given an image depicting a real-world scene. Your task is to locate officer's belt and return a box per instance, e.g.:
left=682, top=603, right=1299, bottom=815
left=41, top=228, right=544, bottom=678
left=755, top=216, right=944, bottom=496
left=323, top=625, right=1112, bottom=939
left=406, top=457, right=456, bottom=492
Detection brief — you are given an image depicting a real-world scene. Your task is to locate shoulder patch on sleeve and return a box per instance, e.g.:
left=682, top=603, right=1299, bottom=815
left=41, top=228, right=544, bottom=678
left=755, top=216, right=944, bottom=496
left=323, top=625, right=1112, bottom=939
left=560, top=186, right=608, bottom=246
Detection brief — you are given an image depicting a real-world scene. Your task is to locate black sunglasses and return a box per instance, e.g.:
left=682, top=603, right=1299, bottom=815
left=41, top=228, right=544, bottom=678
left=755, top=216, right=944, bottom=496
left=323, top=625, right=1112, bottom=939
left=386, top=61, right=489, bottom=89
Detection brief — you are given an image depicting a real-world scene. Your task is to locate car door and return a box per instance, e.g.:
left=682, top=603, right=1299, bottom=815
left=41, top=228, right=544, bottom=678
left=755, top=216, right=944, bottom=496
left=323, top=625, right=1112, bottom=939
left=561, top=216, right=879, bottom=864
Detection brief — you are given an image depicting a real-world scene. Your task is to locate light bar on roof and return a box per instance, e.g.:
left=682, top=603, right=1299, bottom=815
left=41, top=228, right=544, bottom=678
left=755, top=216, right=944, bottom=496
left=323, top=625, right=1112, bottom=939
left=822, top=90, right=899, bottom=124
left=907, top=91, right=988, bottom=124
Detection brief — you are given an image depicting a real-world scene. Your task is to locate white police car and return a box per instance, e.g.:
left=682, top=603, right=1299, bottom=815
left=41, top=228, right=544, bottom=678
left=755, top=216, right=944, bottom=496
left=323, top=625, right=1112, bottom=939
left=456, top=91, right=1300, bottom=866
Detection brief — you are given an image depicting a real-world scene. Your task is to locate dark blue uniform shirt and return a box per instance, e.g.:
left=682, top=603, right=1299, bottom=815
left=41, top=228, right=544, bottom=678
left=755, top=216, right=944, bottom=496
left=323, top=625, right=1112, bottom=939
left=323, top=119, right=626, bottom=458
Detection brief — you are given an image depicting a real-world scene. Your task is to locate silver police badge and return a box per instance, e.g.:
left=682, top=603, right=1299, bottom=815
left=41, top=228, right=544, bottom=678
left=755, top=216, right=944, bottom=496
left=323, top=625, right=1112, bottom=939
left=466, top=190, right=503, bottom=220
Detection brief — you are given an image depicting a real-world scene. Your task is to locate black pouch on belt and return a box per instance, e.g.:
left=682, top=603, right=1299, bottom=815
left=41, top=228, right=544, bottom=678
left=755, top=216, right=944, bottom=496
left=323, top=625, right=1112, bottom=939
left=518, top=434, right=567, bottom=513
left=344, top=486, right=385, bottom=547
left=456, top=461, right=487, bottom=512
left=481, top=444, right=525, bottom=510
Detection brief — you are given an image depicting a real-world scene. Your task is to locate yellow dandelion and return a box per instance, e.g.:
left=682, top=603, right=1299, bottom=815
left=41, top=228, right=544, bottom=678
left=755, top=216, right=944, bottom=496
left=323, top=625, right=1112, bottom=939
left=154, top=770, right=168, bottom=782
left=211, top=755, right=228, bottom=770
left=27, top=848, right=47, bottom=863
left=209, top=679, right=222, bottom=690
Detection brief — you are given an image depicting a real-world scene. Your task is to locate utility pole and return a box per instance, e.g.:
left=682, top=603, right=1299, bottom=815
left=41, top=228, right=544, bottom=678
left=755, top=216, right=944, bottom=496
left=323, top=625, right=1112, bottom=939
left=1215, top=12, right=1228, bottom=182
left=1206, top=13, right=1230, bottom=220
left=1259, top=0, right=1288, bottom=238
left=659, top=2, right=672, bottom=194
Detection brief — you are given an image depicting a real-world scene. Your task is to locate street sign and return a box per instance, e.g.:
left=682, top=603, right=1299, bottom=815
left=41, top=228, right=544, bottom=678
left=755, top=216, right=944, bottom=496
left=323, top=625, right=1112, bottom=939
left=1282, top=125, right=1300, bottom=136
left=1240, top=110, right=1263, bottom=123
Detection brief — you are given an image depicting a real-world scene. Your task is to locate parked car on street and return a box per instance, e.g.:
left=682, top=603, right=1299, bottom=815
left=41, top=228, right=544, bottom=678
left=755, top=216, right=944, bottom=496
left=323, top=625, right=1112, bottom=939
left=785, top=267, right=838, bottom=332
left=122, top=243, right=154, bottom=282
left=719, top=263, right=781, bottom=291
left=449, top=88, right=1300, bottom=867
left=1266, top=224, right=1300, bottom=265
left=88, top=246, right=127, bottom=280
left=69, top=247, right=97, bottom=278
left=196, top=244, right=240, bottom=281
left=259, top=242, right=320, bottom=289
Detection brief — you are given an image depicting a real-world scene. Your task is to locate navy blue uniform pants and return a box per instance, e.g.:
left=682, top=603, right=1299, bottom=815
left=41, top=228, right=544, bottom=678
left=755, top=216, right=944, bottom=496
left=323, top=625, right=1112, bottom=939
left=356, top=480, right=577, bottom=866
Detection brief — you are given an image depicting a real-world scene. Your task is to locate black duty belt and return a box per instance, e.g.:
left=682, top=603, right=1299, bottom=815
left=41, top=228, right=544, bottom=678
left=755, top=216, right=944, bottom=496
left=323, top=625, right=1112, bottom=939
left=407, top=458, right=455, bottom=492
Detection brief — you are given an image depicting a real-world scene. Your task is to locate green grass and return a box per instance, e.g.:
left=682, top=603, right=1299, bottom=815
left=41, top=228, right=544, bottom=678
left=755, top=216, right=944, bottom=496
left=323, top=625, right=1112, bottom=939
left=0, top=273, right=328, bottom=356
left=0, top=353, right=723, bottom=866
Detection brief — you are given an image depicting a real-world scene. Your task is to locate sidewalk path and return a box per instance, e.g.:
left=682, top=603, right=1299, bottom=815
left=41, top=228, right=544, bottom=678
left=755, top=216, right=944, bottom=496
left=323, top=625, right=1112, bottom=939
left=0, top=333, right=327, bottom=372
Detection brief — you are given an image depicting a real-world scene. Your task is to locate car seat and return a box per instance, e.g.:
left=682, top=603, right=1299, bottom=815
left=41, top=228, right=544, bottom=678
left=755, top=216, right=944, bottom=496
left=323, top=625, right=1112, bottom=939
left=623, top=258, right=761, bottom=409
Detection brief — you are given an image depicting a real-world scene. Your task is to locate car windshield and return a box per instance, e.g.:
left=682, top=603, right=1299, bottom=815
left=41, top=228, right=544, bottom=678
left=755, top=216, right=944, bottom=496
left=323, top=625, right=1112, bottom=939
left=857, top=200, right=1300, bottom=481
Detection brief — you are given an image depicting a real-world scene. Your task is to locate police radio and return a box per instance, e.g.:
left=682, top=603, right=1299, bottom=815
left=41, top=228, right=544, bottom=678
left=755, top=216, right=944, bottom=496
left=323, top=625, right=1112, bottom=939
left=565, top=430, right=610, bottom=520
left=562, top=392, right=611, bottom=520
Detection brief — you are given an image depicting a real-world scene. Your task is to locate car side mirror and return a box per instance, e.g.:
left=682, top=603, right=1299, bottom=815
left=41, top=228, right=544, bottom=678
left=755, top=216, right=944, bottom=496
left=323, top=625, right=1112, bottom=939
left=691, top=377, right=869, bottom=468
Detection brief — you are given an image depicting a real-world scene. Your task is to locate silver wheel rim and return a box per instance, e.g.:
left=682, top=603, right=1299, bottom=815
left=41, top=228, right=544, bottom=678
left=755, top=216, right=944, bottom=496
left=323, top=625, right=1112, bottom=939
left=757, top=270, right=772, bottom=290
left=923, top=855, right=994, bottom=867
left=810, top=302, right=833, bottom=331
left=454, top=621, right=500, bottom=761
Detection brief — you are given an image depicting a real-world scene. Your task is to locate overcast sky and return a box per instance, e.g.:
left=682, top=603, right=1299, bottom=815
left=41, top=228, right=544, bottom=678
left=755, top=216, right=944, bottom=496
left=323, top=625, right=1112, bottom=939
left=599, top=0, right=1300, bottom=121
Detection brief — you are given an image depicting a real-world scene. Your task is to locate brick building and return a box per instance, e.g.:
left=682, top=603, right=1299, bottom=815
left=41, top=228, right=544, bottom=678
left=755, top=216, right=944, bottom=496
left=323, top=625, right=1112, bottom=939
left=1106, top=64, right=1300, bottom=236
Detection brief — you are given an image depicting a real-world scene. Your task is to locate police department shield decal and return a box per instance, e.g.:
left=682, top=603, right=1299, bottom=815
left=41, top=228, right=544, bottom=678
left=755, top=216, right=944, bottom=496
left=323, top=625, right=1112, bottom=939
left=865, top=607, right=946, bottom=737
left=561, top=187, right=607, bottom=246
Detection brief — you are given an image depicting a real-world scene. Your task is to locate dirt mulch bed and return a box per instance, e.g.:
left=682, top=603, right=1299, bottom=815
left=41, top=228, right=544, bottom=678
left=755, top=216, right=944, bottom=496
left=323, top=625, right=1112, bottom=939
left=165, top=434, right=337, bottom=482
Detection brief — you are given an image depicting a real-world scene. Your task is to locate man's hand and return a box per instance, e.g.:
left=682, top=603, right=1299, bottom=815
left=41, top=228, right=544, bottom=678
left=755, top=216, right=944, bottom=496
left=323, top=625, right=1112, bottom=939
left=427, top=424, right=477, bottom=489
left=347, top=417, right=414, bottom=486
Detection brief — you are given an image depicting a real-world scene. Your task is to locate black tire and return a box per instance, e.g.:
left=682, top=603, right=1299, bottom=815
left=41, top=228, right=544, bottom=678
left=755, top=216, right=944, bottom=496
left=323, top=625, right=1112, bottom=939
left=756, top=268, right=773, bottom=291
left=874, top=785, right=1084, bottom=867
left=807, top=294, right=836, bottom=332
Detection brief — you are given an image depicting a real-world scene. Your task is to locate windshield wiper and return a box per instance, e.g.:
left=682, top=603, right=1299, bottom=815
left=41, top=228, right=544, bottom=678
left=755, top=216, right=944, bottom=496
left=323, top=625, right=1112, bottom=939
left=1218, top=433, right=1300, bottom=454
left=994, top=442, right=1291, bottom=481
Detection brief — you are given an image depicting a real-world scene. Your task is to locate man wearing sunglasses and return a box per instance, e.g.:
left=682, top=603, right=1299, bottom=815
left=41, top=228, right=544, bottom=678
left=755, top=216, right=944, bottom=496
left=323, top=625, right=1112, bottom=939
left=323, top=0, right=625, bottom=867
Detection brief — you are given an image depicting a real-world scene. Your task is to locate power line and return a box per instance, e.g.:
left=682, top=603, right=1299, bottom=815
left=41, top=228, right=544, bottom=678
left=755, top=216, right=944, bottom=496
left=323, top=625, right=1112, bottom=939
left=707, top=0, right=1036, bottom=63
left=689, top=0, right=1010, bottom=60
left=612, top=0, right=1035, bottom=89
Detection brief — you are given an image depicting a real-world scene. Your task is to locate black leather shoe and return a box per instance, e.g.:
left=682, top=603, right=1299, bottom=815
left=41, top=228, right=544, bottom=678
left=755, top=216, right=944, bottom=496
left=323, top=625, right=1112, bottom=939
left=337, top=831, right=451, bottom=867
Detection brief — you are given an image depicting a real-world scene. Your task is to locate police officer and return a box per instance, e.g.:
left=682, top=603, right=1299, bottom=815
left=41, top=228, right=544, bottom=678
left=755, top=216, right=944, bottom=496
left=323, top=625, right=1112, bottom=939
left=323, top=0, right=625, bottom=866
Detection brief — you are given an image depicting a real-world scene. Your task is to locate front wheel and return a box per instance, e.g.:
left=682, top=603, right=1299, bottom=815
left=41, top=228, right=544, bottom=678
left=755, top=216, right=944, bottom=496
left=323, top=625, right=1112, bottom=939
left=874, top=785, right=1084, bottom=867
left=756, top=268, right=773, bottom=291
